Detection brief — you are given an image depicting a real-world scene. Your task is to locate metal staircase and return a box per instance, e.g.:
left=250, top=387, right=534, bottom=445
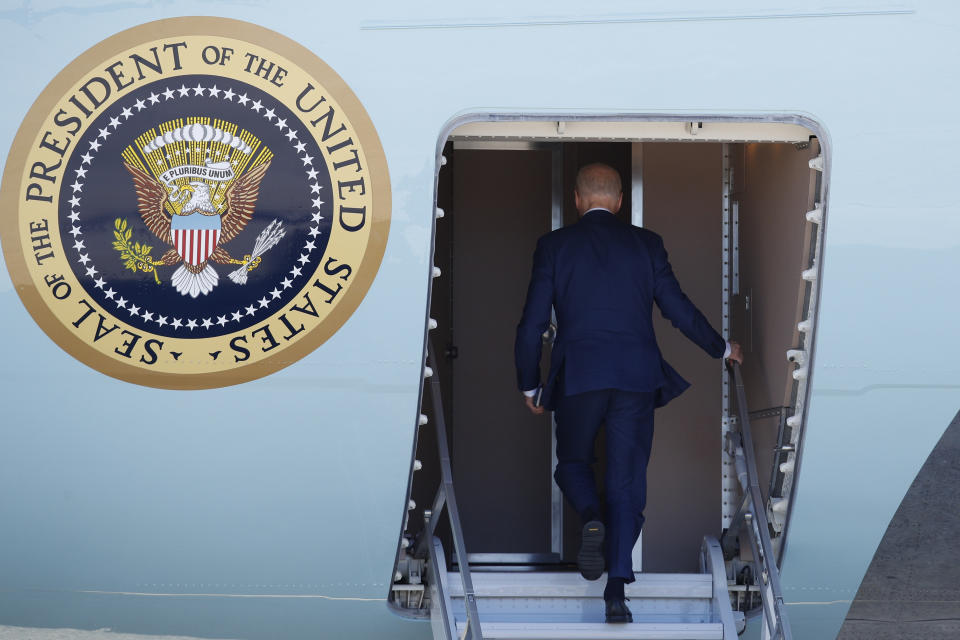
left=393, top=347, right=791, bottom=640
left=431, top=536, right=741, bottom=639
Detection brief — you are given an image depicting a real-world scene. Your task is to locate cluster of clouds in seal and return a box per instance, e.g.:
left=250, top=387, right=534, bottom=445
left=143, top=123, right=253, bottom=155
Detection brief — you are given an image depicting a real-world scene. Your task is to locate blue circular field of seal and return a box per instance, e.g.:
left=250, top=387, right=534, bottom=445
left=59, top=74, right=334, bottom=339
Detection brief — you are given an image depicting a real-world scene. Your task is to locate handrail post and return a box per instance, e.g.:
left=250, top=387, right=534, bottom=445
left=727, top=362, right=793, bottom=640
left=702, top=536, right=738, bottom=638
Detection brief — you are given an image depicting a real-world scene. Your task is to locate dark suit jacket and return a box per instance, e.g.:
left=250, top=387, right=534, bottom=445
left=515, top=209, right=725, bottom=410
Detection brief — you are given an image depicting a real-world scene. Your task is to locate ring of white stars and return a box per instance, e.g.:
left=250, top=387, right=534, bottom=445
left=68, top=82, right=326, bottom=334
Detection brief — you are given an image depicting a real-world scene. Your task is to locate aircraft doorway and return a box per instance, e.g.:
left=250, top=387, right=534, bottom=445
left=396, top=118, right=825, bottom=606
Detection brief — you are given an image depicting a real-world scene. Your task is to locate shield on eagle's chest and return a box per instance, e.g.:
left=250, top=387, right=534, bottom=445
left=171, top=213, right=221, bottom=266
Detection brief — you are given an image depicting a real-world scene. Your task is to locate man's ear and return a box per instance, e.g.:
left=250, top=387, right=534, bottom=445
left=615, top=192, right=623, bottom=213
left=574, top=191, right=581, bottom=212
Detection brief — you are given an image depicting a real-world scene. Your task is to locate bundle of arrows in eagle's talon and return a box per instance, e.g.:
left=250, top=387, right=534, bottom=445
left=229, top=219, right=286, bottom=284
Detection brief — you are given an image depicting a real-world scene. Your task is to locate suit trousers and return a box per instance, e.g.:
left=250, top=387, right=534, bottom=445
left=554, top=388, right=656, bottom=583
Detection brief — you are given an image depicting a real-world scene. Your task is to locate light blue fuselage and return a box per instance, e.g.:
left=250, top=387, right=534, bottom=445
left=0, top=2, right=957, bottom=639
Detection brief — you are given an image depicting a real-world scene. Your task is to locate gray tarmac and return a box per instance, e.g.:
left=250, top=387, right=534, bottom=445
left=837, top=409, right=960, bottom=639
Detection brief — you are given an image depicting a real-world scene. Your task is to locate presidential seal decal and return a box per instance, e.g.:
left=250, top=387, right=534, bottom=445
left=0, top=18, right=390, bottom=389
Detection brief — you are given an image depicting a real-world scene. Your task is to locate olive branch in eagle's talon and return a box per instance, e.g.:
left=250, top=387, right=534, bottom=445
left=112, top=217, right=164, bottom=285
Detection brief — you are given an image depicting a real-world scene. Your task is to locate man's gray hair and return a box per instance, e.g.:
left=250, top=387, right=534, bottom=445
left=575, top=163, right=622, bottom=200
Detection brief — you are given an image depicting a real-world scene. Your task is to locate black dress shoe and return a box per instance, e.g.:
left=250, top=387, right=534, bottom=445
left=605, top=597, right=633, bottom=623
left=577, top=520, right=605, bottom=581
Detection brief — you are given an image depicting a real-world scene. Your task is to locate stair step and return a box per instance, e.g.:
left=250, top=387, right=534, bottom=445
left=451, top=598, right=712, bottom=622
left=455, top=620, right=724, bottom=639
left=447, top=572, right=713, bottom=599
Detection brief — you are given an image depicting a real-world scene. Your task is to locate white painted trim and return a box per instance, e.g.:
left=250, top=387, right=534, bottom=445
left=449, top=120, right=812, bottom=143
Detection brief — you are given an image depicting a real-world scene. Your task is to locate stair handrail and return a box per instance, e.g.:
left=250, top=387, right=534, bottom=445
left=418, top=341, right=483, bottom=640
left=724, top=361, right=793, bottom=640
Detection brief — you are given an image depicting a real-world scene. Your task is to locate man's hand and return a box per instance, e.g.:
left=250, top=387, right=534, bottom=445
left=524, top=394, right=545, bottom=415
left=727, top=341, right=744, bottom=365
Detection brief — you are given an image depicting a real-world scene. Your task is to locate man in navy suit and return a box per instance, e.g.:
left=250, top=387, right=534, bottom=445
left=515, top=163, right=742, bottom=623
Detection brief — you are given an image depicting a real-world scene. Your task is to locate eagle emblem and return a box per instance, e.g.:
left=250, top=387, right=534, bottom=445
left=118, top=120, right=285, bottom=298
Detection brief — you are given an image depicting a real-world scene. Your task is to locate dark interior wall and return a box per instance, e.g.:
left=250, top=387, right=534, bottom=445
left=641, top=142, right=724, bottom=572
left=450, top=149, right=555, bottom=554
left=735, top=140, right=820, bottom=497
